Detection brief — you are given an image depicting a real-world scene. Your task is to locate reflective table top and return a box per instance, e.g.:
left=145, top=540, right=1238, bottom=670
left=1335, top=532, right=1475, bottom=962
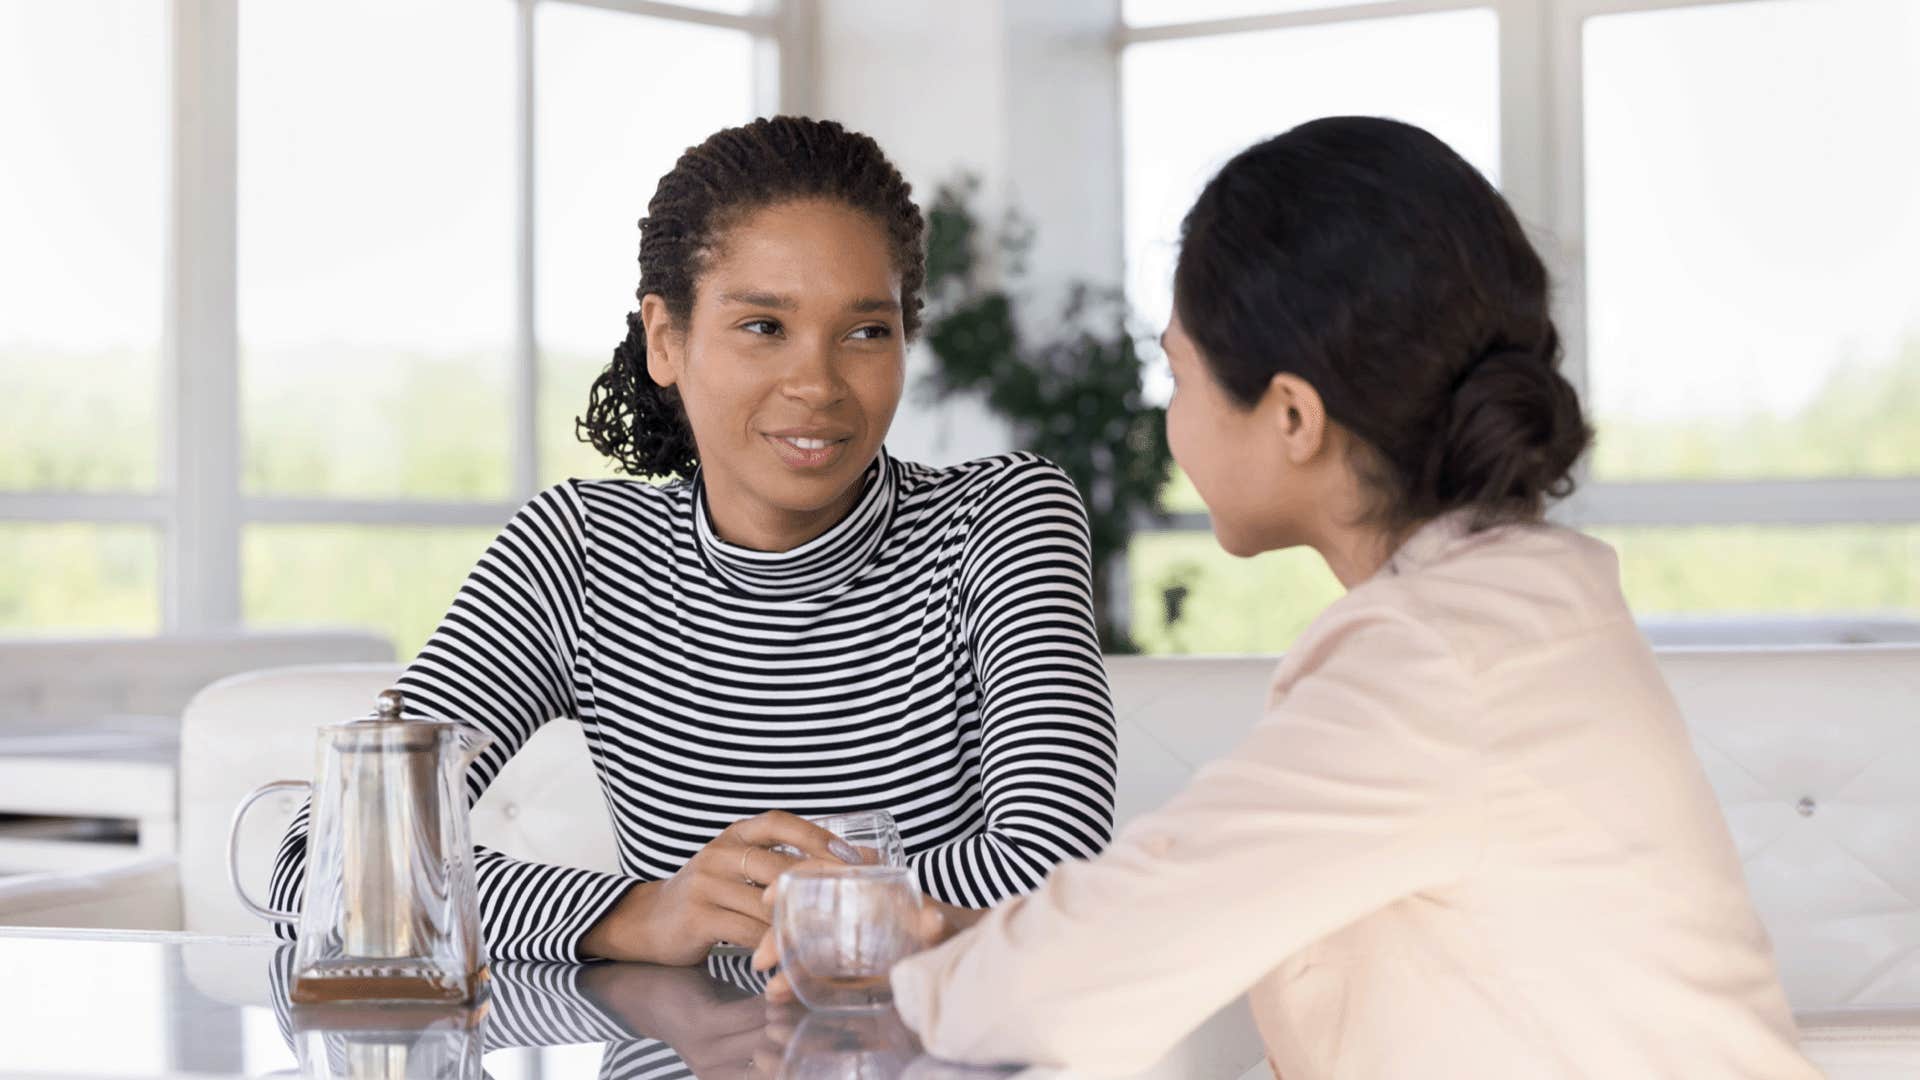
left=0, top=928, right=1012, bottom=1080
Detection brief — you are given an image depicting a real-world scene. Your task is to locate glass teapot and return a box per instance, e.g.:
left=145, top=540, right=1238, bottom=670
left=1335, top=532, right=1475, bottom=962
left=230, top=689, right=493, bottom=1005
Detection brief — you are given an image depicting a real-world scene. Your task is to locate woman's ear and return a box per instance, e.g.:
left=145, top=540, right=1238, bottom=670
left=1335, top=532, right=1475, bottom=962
left=1266, top=372, right=1328, bottom=466
left=640, top=294, right=680, bottom=389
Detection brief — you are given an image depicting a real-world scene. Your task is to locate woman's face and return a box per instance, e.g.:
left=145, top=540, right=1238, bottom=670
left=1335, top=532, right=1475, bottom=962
left=1163, top=310, right=1301, bottom=558
left=644, top=198, right=905, bottom=548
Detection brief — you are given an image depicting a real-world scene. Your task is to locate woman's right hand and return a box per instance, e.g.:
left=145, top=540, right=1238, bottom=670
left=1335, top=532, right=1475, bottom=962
left=576, top=960, right=799, bottom=1076
left=581, top=811, right=852, bottom=966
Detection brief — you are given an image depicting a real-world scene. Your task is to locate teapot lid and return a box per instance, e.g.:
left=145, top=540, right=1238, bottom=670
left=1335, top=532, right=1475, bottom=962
left=320, top=687, right=455, bottom=745
left=374, top=688, right=406, bottom=721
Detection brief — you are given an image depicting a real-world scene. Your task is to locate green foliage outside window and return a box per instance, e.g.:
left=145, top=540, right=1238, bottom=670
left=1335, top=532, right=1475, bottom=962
left=2, top=302, right=1914, bottom=656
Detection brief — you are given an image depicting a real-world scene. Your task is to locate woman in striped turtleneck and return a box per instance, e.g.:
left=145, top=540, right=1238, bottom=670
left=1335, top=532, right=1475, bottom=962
left=269, top=116, right=1117, bottom=967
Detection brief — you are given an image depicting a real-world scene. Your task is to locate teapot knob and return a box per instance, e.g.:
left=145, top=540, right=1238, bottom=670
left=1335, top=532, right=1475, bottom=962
left=375, top=688, right=406, bottom=720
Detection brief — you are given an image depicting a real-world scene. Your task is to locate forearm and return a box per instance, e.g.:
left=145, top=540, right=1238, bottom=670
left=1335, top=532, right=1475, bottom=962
left=913, top=812, right=1104, bottom=909
left=474, top=848, right=639, bottom=963
left=579, top=879, right=660, bottom=963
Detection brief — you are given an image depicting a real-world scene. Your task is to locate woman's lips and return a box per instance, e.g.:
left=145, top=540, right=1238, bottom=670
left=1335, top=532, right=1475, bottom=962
left=764, top=433, right=850, bottom=469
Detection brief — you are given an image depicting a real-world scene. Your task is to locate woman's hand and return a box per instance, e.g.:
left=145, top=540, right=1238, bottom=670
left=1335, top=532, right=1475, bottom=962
left=576, top=961, right=799, bottom=1076
left=581, top=811, right=852, bottom=966
left=748, top=864, right=984, bottom=1004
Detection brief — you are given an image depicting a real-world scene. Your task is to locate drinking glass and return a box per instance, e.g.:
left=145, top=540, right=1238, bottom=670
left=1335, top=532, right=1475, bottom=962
left=775, top=809, right=905, bottom=869
left=778, top=1009, right=920, bottom=1080
left=776, top=864, right=923, bottom=1011
left=812, top=809, right=905, bottom=868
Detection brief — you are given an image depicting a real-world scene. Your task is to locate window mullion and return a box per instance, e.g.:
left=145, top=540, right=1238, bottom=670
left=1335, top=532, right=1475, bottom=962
left=163, top=0, right=242, bottom=631
left=513, top=0, right=539, bottom=502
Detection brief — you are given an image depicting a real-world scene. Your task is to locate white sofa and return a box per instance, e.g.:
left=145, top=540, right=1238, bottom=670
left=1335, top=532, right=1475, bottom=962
left=0, top=631, right=396, bottom=878
left=0, top=646, right=1915, bottom=1077
left=0, top=630, right=396, bottom=729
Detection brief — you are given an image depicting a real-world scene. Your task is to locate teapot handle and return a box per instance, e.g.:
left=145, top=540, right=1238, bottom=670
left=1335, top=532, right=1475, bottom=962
left=228, top=779, right=310, bottom=925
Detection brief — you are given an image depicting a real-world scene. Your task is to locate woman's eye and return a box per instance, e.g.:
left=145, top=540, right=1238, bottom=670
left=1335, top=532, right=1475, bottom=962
left=741, top=318, right=782, bottom=336
left=848, top=324, right=892, bottom=341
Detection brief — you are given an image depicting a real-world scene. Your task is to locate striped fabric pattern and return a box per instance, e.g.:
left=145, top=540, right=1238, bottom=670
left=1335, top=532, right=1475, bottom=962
left=269, top=450, right=1117, bottom=963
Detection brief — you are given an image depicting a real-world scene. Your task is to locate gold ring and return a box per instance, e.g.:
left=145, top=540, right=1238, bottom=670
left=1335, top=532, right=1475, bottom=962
left=739, top=845, right=755, bottom=885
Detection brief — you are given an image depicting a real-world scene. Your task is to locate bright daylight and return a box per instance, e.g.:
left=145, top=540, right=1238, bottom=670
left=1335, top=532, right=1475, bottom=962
left=0, top=1, right=1915, bottom=1077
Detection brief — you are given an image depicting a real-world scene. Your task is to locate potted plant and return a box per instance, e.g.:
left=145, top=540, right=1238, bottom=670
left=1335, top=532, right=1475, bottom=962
left=920, top=176, right=1173, bottom=652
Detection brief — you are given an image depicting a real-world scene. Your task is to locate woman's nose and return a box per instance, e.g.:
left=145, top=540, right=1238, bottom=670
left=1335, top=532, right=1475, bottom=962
left=781, top=342, right=849, bottom=407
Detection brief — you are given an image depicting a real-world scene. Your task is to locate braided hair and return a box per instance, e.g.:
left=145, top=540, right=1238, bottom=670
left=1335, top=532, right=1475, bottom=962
left=577, top=116, right=926, bottom=479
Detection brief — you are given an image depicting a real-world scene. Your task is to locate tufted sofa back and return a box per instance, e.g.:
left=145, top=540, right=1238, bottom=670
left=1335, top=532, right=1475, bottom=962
left=185, top=647, right=1920, bottom=1013
left=0, top=631, right=394, bottom=730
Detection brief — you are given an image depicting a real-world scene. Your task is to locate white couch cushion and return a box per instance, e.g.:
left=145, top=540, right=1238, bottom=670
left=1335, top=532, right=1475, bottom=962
left=1106, top=656, right=1277, bottom=826
left=1664, top=645, right=1920, bottom=1012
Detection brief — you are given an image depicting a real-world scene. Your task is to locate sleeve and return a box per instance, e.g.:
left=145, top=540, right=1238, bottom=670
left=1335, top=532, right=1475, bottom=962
left=888, top=606, right=1485, bottom=1074
left=483, top=962, right=641, bottom=1049
left=267, top=482, right=639, bottom=962
left=912, top=456, right=1119, bottom=908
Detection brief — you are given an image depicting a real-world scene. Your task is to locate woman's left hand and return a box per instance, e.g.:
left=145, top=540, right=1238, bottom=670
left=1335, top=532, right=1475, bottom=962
left=748, top=862, right=980, bottom=1004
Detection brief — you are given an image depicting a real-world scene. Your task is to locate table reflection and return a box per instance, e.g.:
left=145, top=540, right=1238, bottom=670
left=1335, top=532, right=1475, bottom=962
left=268, top=946, right=1012, bottom=1080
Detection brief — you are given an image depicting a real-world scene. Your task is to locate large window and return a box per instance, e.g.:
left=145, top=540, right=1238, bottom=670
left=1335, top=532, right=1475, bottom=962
left=0, top=0, right=778, bottom=654
left=1581, top=0, right=1920, bottom=484
left=0, top=1, right=167, bottom=634
left=534, top=3, right=757, bottom=486
left=238, top=0, right=517, bottom=502
left=1121, top=0, right=1920, bottom=651
left=1121, top=6, right=1500, bottom=348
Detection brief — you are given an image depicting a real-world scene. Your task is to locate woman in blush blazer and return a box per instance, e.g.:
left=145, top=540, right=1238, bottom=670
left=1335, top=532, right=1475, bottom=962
left=762, top=115, right=1817, bottom=1080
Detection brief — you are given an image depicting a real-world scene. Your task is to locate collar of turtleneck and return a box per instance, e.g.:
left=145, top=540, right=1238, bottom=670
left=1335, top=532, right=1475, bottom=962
left=691, top=449, right=898, bottom=599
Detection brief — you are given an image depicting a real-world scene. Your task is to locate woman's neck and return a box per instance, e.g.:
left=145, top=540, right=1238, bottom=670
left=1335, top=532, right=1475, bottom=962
left=1313, top=525, right=1396, bottom=590
left=701, top=471, right=867, bottom=553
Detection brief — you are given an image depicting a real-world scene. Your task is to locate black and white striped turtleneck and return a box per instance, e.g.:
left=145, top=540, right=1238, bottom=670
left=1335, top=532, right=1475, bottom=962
left=270, top=449, right=1118, bottom=962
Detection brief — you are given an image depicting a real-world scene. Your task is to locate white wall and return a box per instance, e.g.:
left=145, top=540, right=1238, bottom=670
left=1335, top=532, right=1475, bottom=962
left=809, top=0, right=1124, bottom=467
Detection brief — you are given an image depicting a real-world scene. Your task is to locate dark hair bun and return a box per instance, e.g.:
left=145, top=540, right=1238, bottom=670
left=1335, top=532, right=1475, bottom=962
left=1422, top=327, right=1592, bottom=528
left=1173, top=116, right=1593, bottom=534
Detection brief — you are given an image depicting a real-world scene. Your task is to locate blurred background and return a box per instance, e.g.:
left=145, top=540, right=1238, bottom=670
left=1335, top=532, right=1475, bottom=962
left=3, top=0, right=1916, bottom=658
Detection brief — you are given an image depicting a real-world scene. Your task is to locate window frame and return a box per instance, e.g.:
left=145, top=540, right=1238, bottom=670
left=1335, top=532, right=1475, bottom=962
left=1115, top=0, right=1920, bottom=539
left=0, top=0, right=805, bottom=633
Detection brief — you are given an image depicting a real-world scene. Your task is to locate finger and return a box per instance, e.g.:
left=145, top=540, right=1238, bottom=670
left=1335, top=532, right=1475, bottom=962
left=685, top=1025, right=770, bottom=1073
left=917, top=905, right=947, bottom=947
left=702, top=908, right=773, bottom=952
left=704, top=873, right=777, bottom=922
left=761, top=1013, right=798, bottom=1049
left=729, top=811, right=851, bottom=862
left=755, top=855, right=849, bottom=925
left=769, top=856, right=846, bottom=892
left=750, top=924, right=777, bottom=972
left=764, top=971, right=796, bottom=1006
left=728, top=842, right=805, bottom=889
left=750, top=1028, right=791, bottom=1080
left=713, top=994, right=772, bottom=1031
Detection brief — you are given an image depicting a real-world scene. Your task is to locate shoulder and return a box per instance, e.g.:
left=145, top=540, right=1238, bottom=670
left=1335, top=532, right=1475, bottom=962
left=1339, top=522, right=1633, bottom=676
left=895, top=451, right=1084, bottom=520
left=548, top=475, right=688, bottom=535
left=1275, top=593, right=1469, bottom=698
